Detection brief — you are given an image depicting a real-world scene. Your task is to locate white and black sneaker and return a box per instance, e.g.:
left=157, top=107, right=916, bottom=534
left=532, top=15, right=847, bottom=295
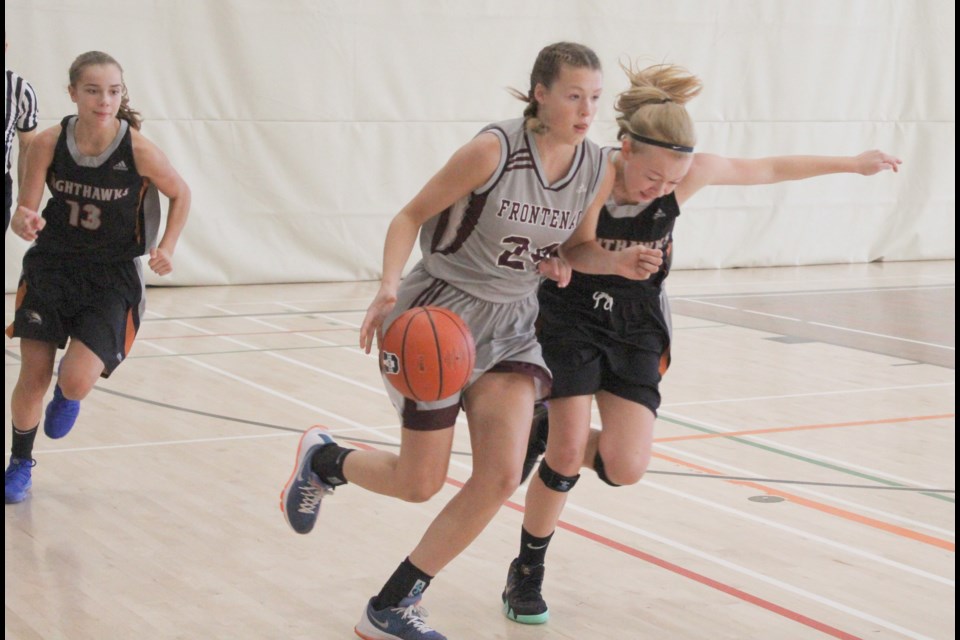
left=355, top=596, right=447, bottom=640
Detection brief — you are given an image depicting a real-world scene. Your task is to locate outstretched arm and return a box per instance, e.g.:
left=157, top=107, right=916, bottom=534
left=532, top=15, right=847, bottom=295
left=676, top=150, right=902, bottom=204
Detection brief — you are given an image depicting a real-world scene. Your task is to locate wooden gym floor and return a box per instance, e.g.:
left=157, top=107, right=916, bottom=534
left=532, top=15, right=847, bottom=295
left=4, top=259, right=955, bottom=639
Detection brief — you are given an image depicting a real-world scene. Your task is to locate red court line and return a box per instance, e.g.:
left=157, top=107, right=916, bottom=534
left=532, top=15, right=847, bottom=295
left=550, top=516, right=863, bottom=640
left=651, top=451, right=954, bottom=551
left=342, top=438, right=864, bottom=640
left=656, top=414, right=955, bottom=443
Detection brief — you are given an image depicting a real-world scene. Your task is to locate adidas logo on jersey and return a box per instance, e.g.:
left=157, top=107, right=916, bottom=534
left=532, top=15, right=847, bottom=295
left=112, top=160, right=129, bottom=171
left=653, top=210, right=667, bottom=219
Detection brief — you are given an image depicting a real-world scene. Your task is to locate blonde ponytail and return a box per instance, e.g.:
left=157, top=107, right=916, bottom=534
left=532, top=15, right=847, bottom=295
left=615, top=62, right=701, bottom=152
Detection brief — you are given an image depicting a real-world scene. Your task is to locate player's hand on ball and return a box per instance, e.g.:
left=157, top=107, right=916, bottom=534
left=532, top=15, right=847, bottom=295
left=360, top=285, right=398, bottom=354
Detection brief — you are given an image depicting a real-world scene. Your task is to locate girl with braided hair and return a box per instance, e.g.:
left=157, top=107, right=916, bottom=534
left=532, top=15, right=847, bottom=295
left=280, top=43, right=662, bottom=640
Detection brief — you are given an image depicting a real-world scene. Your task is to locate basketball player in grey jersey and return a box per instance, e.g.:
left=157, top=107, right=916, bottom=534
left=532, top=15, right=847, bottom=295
left=505, top=62, right=902, bottom=626
left=280, top=43, right=662, bottom=640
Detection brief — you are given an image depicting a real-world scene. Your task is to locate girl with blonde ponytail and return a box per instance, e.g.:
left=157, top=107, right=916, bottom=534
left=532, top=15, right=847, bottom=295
left=502, top=61, right=902, bottom=626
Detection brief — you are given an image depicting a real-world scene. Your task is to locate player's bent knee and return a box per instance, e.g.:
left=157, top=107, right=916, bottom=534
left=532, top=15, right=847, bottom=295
left=396, top=479, right=444, bottom=503
left=546, top=442, right=585, bottom=472
left=594, top=452, right=647, bottom=487
left=57, top=382, right=94, bottom=402
left=538, top=459, right=580, bottom=493
left=468, top=468, right=523, bottom=502
left=56, top=374, right=97, bottom=401
left=394, top=467, right=447, bottom=503
left=17, top=373, right=53, bottom=398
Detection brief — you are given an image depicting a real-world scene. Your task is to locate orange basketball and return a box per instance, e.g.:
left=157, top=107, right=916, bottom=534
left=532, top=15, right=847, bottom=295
left=379, top=306, right=477, bottom=402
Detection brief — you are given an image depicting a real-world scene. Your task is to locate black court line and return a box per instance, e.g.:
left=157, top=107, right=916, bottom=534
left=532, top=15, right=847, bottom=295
left=5, top=338, right=956, bottom=493
left=68, top=381, right=478, bottom=458
left=7, top=347, right=952, bottom=494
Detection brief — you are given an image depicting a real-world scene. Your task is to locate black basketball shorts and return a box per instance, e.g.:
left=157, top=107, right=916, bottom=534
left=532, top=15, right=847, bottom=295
left=537, top=284, right=669, bottom=414
left=7, top=256, right=145, bottom=377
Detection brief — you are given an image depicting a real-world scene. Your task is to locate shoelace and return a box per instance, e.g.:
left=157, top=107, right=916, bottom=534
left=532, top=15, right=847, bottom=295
left=5, top=459, right=37, bottom=478
left=395, top=603, right=436, bottom=633
left=297, top=484, right=329, bottom=514
left=513, top=566, right=545, bottom=603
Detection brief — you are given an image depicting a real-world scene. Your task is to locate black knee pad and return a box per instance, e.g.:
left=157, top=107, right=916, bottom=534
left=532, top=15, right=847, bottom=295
left=538, top=459, right=580, bottom=493
left=594, top=452, right=622, bottom=487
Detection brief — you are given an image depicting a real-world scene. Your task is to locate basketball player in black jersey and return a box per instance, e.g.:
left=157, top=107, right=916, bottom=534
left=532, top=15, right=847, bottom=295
left=503, top=62, right=901, bottom=624
left=5, top=51, right=190, bottom=504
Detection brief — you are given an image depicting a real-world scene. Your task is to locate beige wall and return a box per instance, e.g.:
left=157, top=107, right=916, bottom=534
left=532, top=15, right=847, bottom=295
left=4, top=0, right=955, bottom=288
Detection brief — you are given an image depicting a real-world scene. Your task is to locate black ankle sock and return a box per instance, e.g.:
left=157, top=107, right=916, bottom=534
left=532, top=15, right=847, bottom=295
left=517, top=526, right=554, bottom=567
left=11, top=424, right=39, bottom=460
left=372, top=557, right=433, bottom=610
left=309, top=443, right=353, bottom=487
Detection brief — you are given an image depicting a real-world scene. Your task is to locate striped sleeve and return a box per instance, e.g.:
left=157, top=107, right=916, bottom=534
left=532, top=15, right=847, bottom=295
left=5, top=69, right=40, bottom=173
left=16, top=77, right=39, bottom=132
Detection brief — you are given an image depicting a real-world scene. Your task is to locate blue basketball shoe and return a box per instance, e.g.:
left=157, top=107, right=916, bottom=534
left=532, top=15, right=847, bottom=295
left=5, top=457, right=36, bottom=504
left=355, top=596, right=447, bottom=640
left=280, top=427, right=336, bottom=534
left=44, top=384, right=81, bottom=439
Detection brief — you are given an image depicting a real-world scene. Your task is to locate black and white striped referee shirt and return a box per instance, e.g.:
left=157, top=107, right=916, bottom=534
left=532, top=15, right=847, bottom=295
left=5, top=68, right=39, bottom=175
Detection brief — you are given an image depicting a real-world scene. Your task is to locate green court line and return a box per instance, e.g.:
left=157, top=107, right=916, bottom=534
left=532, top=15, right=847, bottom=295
left=658, top=414, right=955, bottom=504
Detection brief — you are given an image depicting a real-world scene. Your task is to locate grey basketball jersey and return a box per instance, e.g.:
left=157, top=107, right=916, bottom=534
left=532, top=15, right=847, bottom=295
left=419, top=118, right=609, bottom=303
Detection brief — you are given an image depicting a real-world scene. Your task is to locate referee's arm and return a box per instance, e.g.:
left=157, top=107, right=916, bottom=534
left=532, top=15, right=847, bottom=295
left=16, top=128, right=37, bottom=188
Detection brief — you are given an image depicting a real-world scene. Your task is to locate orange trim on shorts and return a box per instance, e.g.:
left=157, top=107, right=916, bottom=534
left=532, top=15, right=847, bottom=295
left=5, top=281, right=28, bottom=339
left=124, top=308, right=137, bottom=356
left=658, top=347, right=671, bottom=376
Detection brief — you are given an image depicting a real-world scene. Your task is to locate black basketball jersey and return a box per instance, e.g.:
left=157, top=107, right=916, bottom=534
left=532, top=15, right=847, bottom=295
left=30, top=115, right=159, bottom=263
left=560, top=170, right=680, bottom=300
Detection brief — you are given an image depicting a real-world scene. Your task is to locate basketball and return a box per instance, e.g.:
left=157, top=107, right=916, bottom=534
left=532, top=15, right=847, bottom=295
left=379, top=306, right=477, bottom=402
